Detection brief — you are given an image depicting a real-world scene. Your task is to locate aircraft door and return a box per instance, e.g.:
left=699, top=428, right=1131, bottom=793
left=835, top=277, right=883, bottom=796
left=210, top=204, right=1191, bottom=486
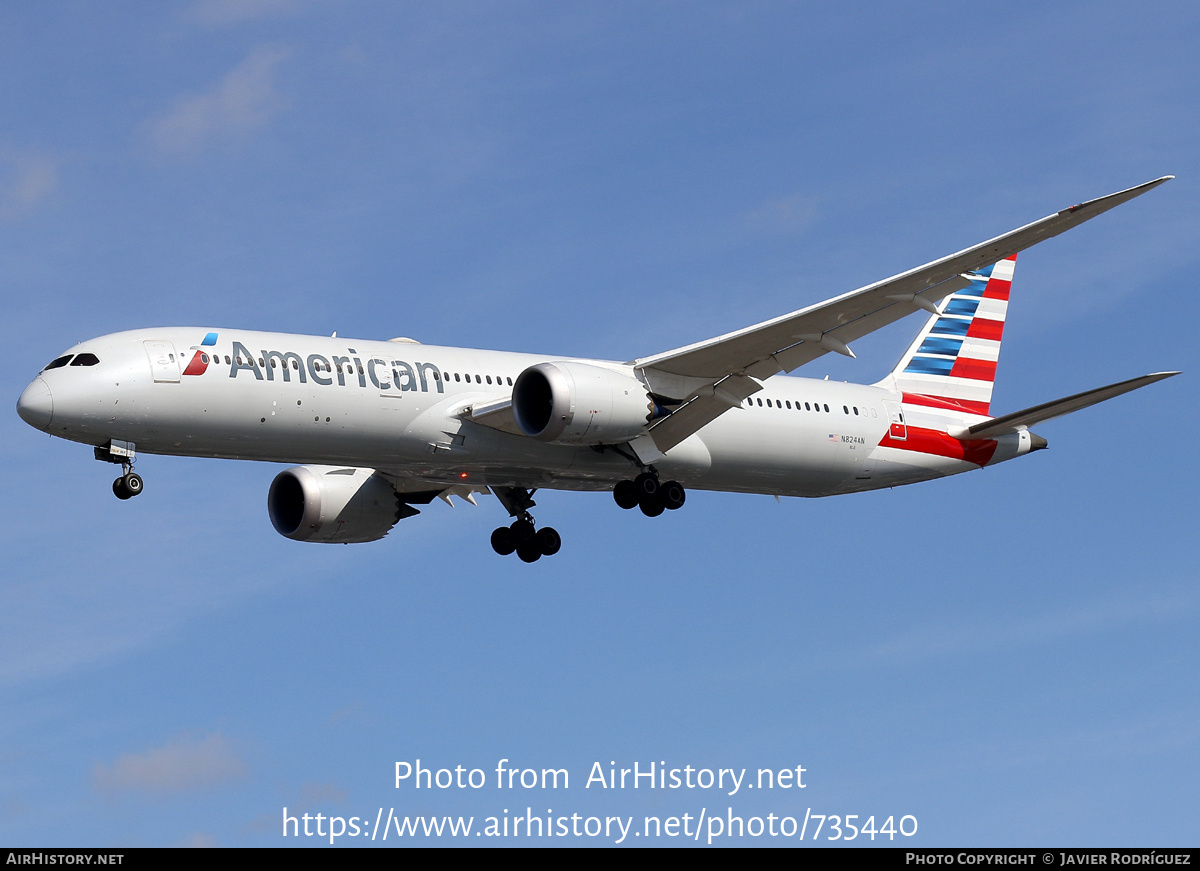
left=144, top=340, right=181, bottom=383
left=883, top=400, right=907, bottom=440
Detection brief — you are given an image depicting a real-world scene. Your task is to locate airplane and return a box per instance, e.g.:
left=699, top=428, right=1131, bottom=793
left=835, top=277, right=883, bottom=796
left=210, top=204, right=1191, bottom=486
left=16, top=177, right=1180, bottom=563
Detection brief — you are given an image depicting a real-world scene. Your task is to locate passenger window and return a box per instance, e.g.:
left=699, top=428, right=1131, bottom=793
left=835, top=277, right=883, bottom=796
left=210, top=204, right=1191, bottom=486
left=201, top=354, right=209, bottom=364
left=475, top=375, right=481, bottom=384
left=786, top=401, right=792, bottom=409
left=45, top=355, right=73, bottom=370
left=824, top=404, right=830, bottom=412
left=507, top=377, right=513, bottom=386
left=843, top=406, right=849, bottom=414
left=70, top=353, right=100, bottom=366
left=486, top=376, right=492, bottom=385
left=756, top=398, right=763, bottom=406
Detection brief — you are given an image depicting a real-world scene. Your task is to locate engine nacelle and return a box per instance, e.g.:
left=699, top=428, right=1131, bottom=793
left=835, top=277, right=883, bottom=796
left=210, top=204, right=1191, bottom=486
left=268, top=465, right=405, bottom=543
left=512, top=361, right=655, bottom=444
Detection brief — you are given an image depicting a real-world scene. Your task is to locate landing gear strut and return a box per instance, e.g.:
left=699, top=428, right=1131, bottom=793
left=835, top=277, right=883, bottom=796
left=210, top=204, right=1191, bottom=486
left=613, top=470, right=685, bottom=516
left=490, top=486, right=561, bottom=562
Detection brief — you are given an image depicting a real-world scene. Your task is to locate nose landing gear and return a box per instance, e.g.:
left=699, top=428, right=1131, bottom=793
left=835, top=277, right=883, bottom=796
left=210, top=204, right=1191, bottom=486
left=112, top=469, right=143, bottom=500
left=613, top=470, right=685, bottom=516
left=96, top=440, right=144, bottom=500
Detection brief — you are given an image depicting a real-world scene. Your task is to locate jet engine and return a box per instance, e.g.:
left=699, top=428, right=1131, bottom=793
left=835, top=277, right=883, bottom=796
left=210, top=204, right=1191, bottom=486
left=511, top=361, right=656, bottom=444
left=268, top=465, right=408, bottom=543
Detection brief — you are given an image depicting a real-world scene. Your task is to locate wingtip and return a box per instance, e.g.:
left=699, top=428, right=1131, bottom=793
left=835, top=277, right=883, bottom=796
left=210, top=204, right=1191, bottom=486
left=1063, top=176, right=1175, bottom=214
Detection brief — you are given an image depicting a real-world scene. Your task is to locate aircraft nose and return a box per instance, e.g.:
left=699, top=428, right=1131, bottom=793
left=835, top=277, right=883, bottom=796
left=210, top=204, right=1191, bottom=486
left=17, top=377, right=54, bottom=431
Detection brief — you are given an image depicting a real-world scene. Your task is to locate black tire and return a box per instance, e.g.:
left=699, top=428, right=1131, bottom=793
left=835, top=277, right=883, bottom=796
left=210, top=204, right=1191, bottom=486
left=639, top=494, right=665, bottom=517
left=634, top=472, right=659, bottom=500
left=536, top=526, right=561, bottom=556
left=516, top=542, right=542, bottom=563
left=490, top=526, right=516, bottom=556
left=661, top=480, right=686, bottom=510
left=113, top=478, right=132, bottom=500
left=123, top=472, right=143, bottom=497
left=511, top=518, right=536, bottom=543
left=613, top=479, right=639, bottom=510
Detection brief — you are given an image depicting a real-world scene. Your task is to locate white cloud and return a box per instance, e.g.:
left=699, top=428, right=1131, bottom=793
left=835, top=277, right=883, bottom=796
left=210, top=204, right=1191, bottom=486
left=0, top=150, right=58, bottom=223
left=149, top=46, right=291, bottom=158
left=93, top=733, right=246, bottom=794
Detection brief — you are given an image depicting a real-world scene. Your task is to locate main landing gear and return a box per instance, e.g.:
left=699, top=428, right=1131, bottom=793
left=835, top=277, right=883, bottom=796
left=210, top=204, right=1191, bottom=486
left=490, top=486, right=561, bottom=563
left=613, top=470, right=685, bottom=517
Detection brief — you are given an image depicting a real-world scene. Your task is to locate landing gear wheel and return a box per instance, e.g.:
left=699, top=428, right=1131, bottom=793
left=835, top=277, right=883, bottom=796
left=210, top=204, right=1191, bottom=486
left=511, top=518, right=536, bottom=544
left=639, top=494, right=665, bottom=517
left=490, top=526, right=516, bottom=556
left=516, top=542, right=542, bottom=563
left=634, top=471, right=659, bottom=501
left=113, top=478, right=132, bottom=500
left=661, top=480, right=685, bottom=510
left=536, top=526, right=561, bottom=556
left=613, top=479, right=639, bottom=510
left=123, top=472, right=143, bottom=497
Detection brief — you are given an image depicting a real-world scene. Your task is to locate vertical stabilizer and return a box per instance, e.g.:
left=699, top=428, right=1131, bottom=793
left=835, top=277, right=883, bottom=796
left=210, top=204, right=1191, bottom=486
left=877, top=254, right=1015, bottom=416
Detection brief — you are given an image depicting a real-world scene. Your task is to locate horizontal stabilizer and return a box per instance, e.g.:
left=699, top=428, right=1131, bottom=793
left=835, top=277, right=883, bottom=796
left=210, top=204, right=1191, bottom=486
left=951, top=372, right=1180, bottom=439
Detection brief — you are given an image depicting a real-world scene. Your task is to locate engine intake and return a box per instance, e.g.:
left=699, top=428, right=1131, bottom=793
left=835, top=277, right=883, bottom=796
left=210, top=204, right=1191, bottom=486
left=268, top=465, right=407, bottom=543
left=512, top=361, right=655, bottom=444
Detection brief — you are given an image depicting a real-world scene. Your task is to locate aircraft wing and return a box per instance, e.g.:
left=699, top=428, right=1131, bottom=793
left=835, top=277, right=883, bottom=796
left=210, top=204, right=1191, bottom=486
left=950, top=372, right=1180, bottom=440
left=633, top=176, right=1173, bottom=453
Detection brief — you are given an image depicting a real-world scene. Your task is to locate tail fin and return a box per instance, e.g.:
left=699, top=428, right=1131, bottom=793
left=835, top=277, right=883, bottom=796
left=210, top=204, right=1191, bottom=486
left=877, top=254, right=1015, bottom=416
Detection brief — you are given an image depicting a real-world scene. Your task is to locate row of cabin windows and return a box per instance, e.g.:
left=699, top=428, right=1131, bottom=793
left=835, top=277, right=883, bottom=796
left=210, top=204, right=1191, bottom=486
left=206, top=354, right=515, bottom=387
left=747, top=396, right=878, bottom=418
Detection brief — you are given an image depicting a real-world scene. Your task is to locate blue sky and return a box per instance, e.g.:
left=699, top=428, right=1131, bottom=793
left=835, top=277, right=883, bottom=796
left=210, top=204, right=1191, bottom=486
left=2, top=1, right=1197, bottom=847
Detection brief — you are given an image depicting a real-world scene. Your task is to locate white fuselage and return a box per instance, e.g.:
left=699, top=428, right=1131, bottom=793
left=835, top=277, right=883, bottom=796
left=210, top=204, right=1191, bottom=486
left=19, top=327, right=1030, bottom=499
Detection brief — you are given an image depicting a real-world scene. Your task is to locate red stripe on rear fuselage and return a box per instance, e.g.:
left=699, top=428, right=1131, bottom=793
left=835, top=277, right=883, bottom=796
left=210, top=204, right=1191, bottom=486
left=879, top=426, right=997, bottom=466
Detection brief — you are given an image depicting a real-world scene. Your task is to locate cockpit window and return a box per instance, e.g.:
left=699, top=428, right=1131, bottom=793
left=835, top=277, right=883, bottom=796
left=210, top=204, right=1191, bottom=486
left=70, top=353, right=100, bottom=366
left=44, top=355, right=73, bottom=370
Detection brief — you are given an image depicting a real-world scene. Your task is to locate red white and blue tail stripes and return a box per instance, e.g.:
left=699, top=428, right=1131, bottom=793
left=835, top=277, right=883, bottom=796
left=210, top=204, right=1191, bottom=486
left=887, top=255, right=1014, bottom=416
